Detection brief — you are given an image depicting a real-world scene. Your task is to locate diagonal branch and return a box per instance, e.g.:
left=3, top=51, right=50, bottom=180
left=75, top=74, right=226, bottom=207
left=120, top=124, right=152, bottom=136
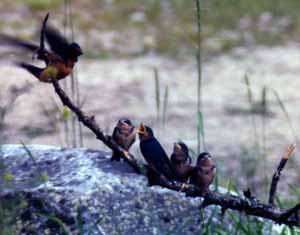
left=51, top=79, right=300, bottom=227
left=268, top=144, right=295, bottom=205
left=51, top=79, right=141, bottom=174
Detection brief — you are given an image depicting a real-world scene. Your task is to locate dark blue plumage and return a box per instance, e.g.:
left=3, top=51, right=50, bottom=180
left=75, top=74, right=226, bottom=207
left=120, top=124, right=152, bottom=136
left=138, top=125, right=176, bottom=181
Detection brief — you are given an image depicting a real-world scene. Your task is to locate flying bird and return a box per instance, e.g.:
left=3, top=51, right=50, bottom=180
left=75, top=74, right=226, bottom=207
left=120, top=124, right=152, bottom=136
left=0, top=13, right=82, bottom=82
left=190, top=152, right=216, bottom=194
left=170, top=141, right=193, bottom=183
left=111, top=118, right=136, bottom=162
left=137, top=123, right=177, bottom=183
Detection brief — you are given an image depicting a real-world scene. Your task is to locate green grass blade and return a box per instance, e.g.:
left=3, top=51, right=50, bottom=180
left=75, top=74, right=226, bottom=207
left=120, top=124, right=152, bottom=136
left=272, top=89, right=300, bottom=146
left=280, top=226, right=288, bottom=235
left=289, top=227, right=295, bottom=235
left=194, top=0, right=203, bottom=155
left=288, top=184, right=300, bottom=198
left=37, top=213, right=71, bottom=235
left=76, top=203, right=84, bottom=235
left=87, top=216, right=104, bottom=235
left=162, top=86, right=169, bottom=126
left=198, top=111, right=206, bottom=151
left=154, top=67, right=160, bottom=122
left=244, top=74, right=259, bottom=150
left=261, top=86, right=268, bottom=192
left=21, top=141, right=48, bottom=184
left=275, top=195, right=284, bottom=208
left=228, top=212, right=248, bottom=234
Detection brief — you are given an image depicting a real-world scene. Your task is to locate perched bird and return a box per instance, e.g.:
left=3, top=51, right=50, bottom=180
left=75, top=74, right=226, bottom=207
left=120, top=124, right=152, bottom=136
left=170, top=142, right=193, bottom=183
left=111, top=118, right=136, bottom=162
left=137, top=123, right=176, bottom=183
left=190, top=152, right=216, bottom=193
left=0, top=13, right=82, bottom=82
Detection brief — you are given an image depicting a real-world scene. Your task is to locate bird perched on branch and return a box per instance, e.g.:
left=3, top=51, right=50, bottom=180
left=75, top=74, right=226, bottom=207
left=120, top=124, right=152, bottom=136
left=190, top=152, right=216, bottom=193
left=111, top=118, right=136, bottom=162
left=0, top=13, right=82, bottom=82
left=170, top=142, right=193, bottom=183
left=137, top=123, right=176, bottom=183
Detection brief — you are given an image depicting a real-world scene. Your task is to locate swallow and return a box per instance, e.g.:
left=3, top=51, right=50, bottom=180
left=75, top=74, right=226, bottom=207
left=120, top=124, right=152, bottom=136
left=0, top=13, right=83, bottom=83
left=111, top=118, right=136, bottom=162
left=190, top=152, right=216, bottom=193
left=170, top=141, right=193, bottom=183
left=137, top=123, right=177, bottom=183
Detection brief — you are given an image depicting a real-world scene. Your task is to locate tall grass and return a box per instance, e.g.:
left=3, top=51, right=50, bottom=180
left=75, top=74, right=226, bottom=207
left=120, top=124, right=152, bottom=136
left=153, top=68, right=170, bottom=131
left=154, top=68, right=160, bottom=123
left=271, top=89, right=300, bottom=175
left=272, top=89, right=300, bottom=149
left=244, top=75, right=259, bottom=151
left=162, top=85, right=169, bottom=126
left=63, top=0, right=84, bottom=148
left=194, top=0, right=204, bottom=155
left=0, top=84, right=31, bottom=131
left=21, top=142, right=49, bottom=184
left=261, top=86, right=268, bottom=156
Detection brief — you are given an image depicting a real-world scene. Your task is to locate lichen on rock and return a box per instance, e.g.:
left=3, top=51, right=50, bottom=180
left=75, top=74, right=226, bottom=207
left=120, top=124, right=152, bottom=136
left=0, top=145, right=222, bottom=235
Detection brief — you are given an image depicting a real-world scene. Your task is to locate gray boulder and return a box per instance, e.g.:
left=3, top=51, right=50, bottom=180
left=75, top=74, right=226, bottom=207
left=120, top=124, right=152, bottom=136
left=0, top=145, right=223, bottom=235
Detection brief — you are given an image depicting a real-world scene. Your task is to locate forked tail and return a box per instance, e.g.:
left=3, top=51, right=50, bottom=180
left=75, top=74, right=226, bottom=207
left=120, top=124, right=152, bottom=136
left=16, top=62, right=43, bottom=79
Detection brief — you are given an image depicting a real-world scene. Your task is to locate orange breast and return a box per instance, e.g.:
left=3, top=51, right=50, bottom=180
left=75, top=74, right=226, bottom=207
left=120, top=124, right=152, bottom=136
left=56, top=63, right=72, bottom=80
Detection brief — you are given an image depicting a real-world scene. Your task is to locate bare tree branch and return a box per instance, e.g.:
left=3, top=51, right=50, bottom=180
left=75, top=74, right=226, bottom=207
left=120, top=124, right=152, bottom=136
left=51, top=79, right=141, bottom=174
left=51, top=79, right=300, bottom=227
left=268, top=144, right=295, bottom=205
left=280, top=203, right=300, bottom=222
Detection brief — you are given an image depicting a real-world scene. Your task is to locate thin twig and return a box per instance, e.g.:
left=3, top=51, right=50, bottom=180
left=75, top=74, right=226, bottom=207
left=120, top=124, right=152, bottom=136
left=268, top=143, right=295, bottom=205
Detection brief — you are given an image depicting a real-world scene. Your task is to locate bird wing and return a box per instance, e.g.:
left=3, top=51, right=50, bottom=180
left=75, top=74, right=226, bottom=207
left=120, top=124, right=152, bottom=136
left=0, top=34, right=39, bottom=52
left=112, top=127, right=120, bottom=142
left=44, top=25, right=70, bottom=60
left=140, top=138, right=176, bottom=180
left=127, top=134, right=136, bottom=149
left=187, top=154, right=192, bottom=164
left=170, top=153, right=175, bottom=162
left=39, top=13, right=50, bottom=54
left=127, top=128, right=136, bottom=149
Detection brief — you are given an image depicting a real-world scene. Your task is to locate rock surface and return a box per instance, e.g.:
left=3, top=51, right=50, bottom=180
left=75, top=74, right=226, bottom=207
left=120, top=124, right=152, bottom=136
left=0, top=144, right=221, bottom=235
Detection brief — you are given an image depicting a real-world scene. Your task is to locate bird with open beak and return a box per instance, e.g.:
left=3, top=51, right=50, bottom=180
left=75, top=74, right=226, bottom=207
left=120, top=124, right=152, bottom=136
left=170, top=142, right=193, bottom=183
left=190, top=152, right=216, bottom=194
left=137, top=123, right=177, bottom=183
left=111, top=118, right=136, bottom=161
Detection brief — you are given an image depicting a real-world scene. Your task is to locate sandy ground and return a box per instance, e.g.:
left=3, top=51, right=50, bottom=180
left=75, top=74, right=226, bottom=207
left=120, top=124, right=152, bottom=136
left=1, top=43, right=300, bottom=190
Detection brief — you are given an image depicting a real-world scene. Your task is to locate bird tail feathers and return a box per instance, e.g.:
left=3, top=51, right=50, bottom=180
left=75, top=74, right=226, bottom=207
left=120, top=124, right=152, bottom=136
left=15, top=62, right=43, bottom=79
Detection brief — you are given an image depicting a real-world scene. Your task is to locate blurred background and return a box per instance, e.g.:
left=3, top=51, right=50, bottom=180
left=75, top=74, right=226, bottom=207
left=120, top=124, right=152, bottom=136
left=0, top=0, right=300, bottom=200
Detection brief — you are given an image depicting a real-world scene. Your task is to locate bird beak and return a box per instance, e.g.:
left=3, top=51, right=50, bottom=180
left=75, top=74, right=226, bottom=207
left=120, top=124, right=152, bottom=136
left=136, top=123, right=146, bottom=134
left=175, top=143, right=182, bottom=150
left=76, top=48, right=83, bottom=56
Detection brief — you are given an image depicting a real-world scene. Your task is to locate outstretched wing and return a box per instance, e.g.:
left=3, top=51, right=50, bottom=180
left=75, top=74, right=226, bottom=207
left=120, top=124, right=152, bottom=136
left=0, top=34, right=39, bottom=52
left=44, top=25, right=70, bottom=60
left=39, top=12, right=50, bottom=53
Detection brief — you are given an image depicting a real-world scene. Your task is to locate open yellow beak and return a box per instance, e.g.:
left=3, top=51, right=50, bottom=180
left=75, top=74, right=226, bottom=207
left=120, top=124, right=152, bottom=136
left=136, top=122, right=146, bottom=134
